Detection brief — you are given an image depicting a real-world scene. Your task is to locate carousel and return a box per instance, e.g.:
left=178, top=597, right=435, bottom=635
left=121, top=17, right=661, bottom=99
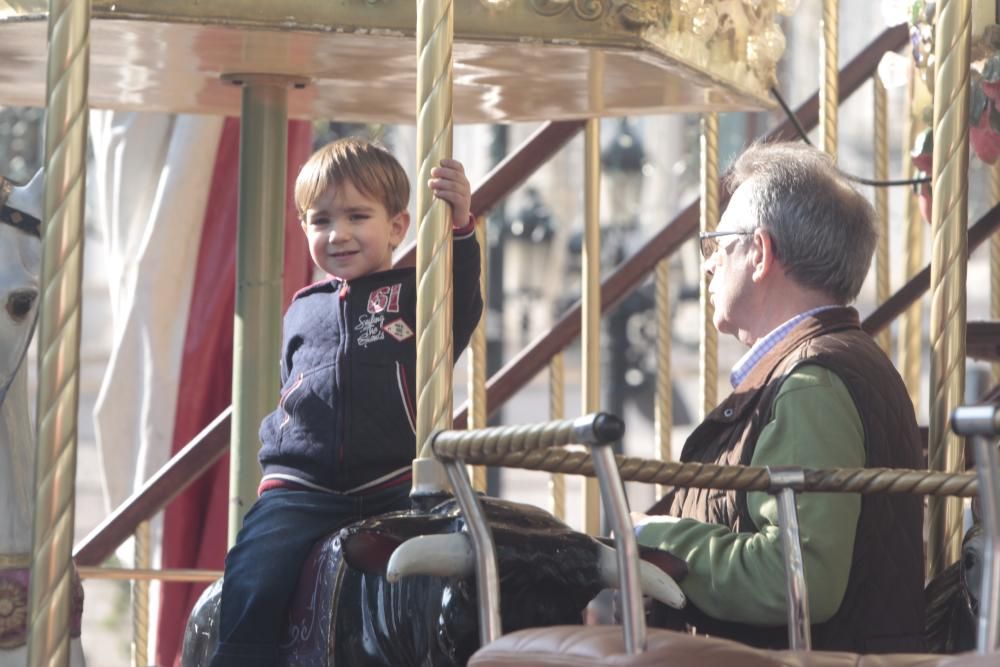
left=0, top=0, right=997, bottom=665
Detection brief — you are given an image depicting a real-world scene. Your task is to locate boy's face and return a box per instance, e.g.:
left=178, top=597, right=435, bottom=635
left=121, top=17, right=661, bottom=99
left=301, top=180, right=409, bottom=281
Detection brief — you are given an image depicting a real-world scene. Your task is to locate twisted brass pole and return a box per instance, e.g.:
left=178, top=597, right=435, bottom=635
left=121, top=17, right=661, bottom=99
left=131, top=521, right=150, bottom=667
left=581, top=118, right=601, bottom=535
left=28, top=0, right=90, bottom=664
left=654, top=259, right=672, bottom=499
left=874, top=76, right=891, bottom=355
left=898, top=80, right=925, bottom=412
left=549, top=352, right=566, bottom=520
left=434, top=444, right=979, bottom=500
left=415, top=0, right=455, bottom=469
left=820, top=0, right=839, bottom=157
left=468, top=219, right=488, bottom=491
left=927, top=0, right=971, bottom=579
left=992, top=165, right=1000, bottom=386
left=699, top=113, right=718, bottom=416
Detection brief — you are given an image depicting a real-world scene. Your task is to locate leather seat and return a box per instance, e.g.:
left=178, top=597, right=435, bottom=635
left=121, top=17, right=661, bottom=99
left=468, top=626, right=996, bottom=667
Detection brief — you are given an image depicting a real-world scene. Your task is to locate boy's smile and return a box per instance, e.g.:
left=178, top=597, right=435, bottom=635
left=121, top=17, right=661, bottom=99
left=302, top=180, right=409, bottom=281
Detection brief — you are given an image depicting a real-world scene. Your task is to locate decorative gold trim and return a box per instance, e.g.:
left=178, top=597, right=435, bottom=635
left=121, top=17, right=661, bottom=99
left=0, top=553, right=30, bottom=570
left=654, top=258, right=673, bottom=499
left=549, top=352, right=565, bottom=520
left=0, top=572, right=28, bottom=649
left=699, top=113, right=719, bottom=418
left=0, top=177, right=10, bottom=210
left=77, top=566, right=223, bottom=583
left=28, top=0, right=91, bottom=661
left=581, top=118, right=601, bottom=536
left=414, top=0, right=455, bottom=469
left=927, top=0, right=972, bottom=580
left=820, top=0, right=839, bottom=157
left=530, top=0, right=605, bottom=21
left=874, top=76, right=891, bottom=355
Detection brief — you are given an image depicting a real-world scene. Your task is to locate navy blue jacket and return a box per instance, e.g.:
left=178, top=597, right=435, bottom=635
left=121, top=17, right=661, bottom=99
left=258, top=229, right=483, bottom=493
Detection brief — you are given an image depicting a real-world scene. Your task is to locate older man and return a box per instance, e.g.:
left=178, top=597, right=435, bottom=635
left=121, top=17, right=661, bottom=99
left=638, top=142, right=924, bottom=653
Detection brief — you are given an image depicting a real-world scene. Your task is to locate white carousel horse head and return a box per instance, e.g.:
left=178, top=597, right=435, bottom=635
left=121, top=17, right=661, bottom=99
left=0, top=171, right=42, bottom=398
left=5, top=168, right=43, bottom=220
left=0, top=169, right=42, bottom=555
left=0, top=169, right=83, bottom=666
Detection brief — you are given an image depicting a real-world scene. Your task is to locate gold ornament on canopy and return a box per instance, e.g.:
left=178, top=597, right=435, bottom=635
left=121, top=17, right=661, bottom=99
left=907, top=1, right=1000, bottom=171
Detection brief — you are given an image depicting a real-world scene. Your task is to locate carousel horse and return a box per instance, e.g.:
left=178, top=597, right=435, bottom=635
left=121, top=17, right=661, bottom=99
left=183, top=495, right=688, bottom=667
left=0, top=170, right=85, bottom=665
left=925, top=522, right=987, bottom=653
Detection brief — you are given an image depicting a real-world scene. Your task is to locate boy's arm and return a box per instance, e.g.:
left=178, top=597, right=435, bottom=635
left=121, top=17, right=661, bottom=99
left=277, top=308, right=293, bottom=386
left=451, top=219, right=483, bottom=358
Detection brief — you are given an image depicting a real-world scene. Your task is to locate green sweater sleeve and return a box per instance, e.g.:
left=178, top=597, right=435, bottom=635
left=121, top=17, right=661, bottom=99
left=636, top=365, right=865, bottom=626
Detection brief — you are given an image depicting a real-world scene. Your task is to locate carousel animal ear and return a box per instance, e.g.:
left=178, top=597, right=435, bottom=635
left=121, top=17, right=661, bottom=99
left=6, top=169, right=44, bottom=221
left=596, top=537, right=689, bottom=582
left=340, top=530, right=405, bottom=575
left=340, top=511, right=455, bottom=576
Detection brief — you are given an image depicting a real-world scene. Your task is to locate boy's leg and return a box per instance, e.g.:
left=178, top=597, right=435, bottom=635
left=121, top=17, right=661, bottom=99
left=208, top=489, right=360, bottom=667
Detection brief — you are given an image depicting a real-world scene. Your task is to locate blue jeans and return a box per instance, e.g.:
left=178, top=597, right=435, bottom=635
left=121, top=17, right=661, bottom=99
left=208, top=485, right=411, bottom=667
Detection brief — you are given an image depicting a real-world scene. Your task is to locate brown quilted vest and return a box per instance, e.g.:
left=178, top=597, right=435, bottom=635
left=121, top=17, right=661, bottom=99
left=649, top=307, right=925, bottom=653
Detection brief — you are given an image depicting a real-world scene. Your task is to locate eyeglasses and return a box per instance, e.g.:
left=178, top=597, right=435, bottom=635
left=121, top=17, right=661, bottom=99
left=698, top=230, right=754, bottom=259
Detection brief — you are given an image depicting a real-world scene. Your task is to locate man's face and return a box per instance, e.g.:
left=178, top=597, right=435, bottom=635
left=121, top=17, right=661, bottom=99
left=301, top=180, right=409, bottom=281
left=704, top=180, right=758, bottom=343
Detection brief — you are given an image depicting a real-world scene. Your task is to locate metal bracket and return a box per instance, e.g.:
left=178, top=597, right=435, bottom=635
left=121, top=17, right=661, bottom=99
left=767, top=466, right=811, bottom=651
left=221, top=73, right=311, bottom=89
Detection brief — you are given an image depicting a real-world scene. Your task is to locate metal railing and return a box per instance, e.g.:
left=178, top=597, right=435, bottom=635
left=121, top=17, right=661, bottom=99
left=425, top=405, right=999, bottom=655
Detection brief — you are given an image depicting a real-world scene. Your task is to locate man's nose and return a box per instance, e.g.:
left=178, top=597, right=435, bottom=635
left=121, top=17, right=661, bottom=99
left=702, top=252, right=716, bottom=278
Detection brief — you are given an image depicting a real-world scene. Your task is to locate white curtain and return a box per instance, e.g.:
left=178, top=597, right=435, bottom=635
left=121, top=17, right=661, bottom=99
left=89, top=111, right=223, bottom=511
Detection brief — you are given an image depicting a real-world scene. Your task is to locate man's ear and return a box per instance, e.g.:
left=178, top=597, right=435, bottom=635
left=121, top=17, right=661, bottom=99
left=750, top=228, right=775, bottom=282
left=390, top=211, right=411, bottom=248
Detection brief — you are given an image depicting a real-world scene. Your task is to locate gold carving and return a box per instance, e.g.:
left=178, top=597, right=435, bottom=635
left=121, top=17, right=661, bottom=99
left=0, top=577, right=28, bottom=649
left=530, top=0, right=605, bottom=21
left=0, top=553, right=30, bottom=569
left=614, top=1, right=662, bottom=30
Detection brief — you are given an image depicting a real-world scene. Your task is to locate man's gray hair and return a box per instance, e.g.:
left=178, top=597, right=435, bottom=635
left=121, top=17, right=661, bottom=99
left=724, top=141, right=877, bottom=304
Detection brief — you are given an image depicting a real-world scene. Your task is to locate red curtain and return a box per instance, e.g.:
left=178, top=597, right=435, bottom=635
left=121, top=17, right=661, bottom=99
left=156, top=118, right=313, bottom=667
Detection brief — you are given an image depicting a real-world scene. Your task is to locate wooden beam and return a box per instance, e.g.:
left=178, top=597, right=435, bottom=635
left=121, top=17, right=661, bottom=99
left=863, top=202, right=1000, bottom=335
left=967, top=321, right=1000, bottom=362
left=74, top=408, right=232, bottom=566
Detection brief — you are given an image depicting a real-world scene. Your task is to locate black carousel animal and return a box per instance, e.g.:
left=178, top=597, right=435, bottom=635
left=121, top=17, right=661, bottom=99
left=925, top=523, right=986, bottom=653
left=182, top=496, right=687, bottom=667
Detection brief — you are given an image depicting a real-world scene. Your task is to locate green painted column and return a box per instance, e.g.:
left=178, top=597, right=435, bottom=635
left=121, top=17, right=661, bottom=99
left=224, top=74, right=304, bottom=545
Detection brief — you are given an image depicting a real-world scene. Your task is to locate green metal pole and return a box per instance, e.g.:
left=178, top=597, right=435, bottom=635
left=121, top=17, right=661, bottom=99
left=225, top=75, right=295, bottom=546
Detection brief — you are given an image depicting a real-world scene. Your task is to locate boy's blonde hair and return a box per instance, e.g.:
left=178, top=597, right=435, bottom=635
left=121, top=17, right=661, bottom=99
left=295, top=138, right=409, bottom=218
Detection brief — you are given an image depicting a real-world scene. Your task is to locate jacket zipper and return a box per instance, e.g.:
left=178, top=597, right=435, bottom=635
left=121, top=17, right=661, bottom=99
left=337, top=293, right=349, bottom=465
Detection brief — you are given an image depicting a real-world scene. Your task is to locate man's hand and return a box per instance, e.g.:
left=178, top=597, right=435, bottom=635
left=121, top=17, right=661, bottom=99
left=429, top=159, right=471, bottom=229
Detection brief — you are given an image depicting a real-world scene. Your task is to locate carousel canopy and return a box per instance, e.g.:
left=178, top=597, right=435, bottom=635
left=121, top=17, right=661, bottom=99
left=0, top=0, right=789, bottom=122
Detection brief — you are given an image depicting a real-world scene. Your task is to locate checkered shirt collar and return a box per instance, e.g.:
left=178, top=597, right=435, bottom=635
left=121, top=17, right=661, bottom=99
left=729, top=305, right=840, bottom=388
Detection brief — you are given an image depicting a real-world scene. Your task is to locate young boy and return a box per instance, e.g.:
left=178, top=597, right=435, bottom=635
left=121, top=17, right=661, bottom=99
left=209, top=138, right=483, bottom=666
